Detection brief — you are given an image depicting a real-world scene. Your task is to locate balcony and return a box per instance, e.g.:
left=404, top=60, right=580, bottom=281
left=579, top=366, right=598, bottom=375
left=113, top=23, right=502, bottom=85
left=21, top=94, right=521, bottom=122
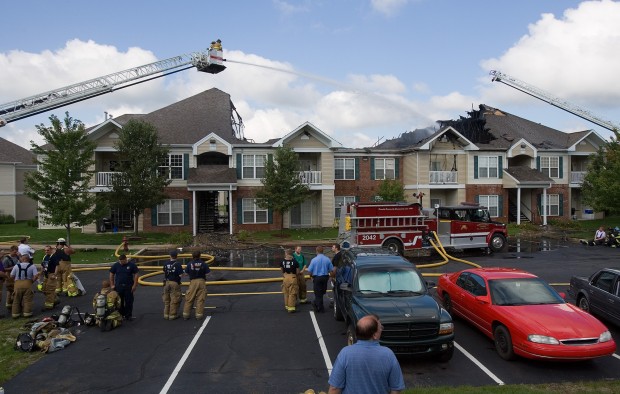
left=299, top=171, right=322, bottom=185
left=430, top=171, right=458, bottom=184
left=96, top=172, right=124, bottom=186
left=570, top=171, right=586, bottom=185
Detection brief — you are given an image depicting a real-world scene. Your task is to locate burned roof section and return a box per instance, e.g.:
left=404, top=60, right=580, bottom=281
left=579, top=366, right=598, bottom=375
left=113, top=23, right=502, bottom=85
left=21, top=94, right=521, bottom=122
left=438, top=106, right=496, bottom=145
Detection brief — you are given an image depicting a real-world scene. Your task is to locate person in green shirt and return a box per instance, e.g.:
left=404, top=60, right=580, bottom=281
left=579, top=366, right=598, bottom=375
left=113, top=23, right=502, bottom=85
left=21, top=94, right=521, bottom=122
left=293, top=246, right=308, bottom=304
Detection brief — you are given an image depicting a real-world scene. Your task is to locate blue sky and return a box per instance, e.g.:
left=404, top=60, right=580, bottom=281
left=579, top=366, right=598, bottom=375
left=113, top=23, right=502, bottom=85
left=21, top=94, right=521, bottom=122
left=1, top=0, right=619, bottom=149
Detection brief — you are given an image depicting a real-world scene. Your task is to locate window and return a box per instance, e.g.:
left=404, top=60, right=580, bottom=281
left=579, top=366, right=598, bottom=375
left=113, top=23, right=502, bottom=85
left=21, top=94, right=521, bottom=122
left=375, top=158, right=395, bottom=180
left=478, top=195, right=499, bottom=217
left=593, top=271, right=617, bottom=294
left=335, top=158, right=355, bottom=180
left=478, top=156, right=498, bottom=178
left=242, top=154, right=266, bottom=179
left=540, top=156, right=559, bottom=178
left=335, top=196, right=356, bottom=218
left=157, top=199, right=184, bottom=225
left=543, top=194, right=560, bottom=216
left=159, top=154, right=183, bottom=180
left=430, top=198, right=442, bottom=209
left=242, top=198, right=268, bottom=224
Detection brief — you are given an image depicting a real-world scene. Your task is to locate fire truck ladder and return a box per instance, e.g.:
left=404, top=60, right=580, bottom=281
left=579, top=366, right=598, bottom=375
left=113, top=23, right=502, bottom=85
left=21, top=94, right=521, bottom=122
left=0, top=49, right=224, bottom=127
left=351, top=215, right=427, bottom=230
left=490, top=70, right=620, bottom=132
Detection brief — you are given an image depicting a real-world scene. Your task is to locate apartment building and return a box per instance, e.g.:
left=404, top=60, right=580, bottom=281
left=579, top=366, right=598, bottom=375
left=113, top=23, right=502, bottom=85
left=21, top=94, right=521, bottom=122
left=0, top=137, right=37, bottom=221
left=78, top=89, right=604, bottom=234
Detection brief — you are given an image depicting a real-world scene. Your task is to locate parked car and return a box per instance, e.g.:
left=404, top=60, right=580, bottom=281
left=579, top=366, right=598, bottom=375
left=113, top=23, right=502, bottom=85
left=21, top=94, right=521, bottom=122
left=332, top=248, right=454, bottom=361
left=437, top=267, right=616, bottom=361
left=569, top=268, right=620, bottom=327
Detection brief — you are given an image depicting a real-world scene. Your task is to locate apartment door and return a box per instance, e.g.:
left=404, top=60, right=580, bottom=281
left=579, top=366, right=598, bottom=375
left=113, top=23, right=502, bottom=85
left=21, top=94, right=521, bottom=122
left=290, top=200, right=313, bottom=228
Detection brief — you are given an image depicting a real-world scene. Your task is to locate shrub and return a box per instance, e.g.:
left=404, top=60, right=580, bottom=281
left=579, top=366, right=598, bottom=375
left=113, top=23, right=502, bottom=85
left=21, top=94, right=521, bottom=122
left=549, top=218, right=579, bottom=230
left=26, top=217, right=38, bottom=228
left=168, top=232, right=194, bottom=246
left=237, top=230, right=250, bottom=241
left=0, top=214, right=15, bottom=224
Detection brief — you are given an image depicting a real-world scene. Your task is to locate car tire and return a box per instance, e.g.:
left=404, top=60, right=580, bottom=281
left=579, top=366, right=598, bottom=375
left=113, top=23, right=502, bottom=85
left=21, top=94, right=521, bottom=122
left=333, top=296, right=344, bottom=321
left=436, top=344, right=454, bottom=362
left=346, top=323, right=357, bottom=346
left=489, top=234, right=506, bottom=253
left=494, top=325, right=515, bottom=361
left=578, top=296, right=591, bottom=313
left=443, top=294, right=453, bottom=315
left=383, top=239, right=403, bottom=255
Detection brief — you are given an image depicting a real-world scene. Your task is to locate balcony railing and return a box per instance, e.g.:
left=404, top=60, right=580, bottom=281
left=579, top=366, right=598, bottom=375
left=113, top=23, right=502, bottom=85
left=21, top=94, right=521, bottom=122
left=430, top=171, right=458, bottom=184
left=299, top=171, right=322, bottom=185
left=96, top=172, right=123, bottom=186
left=571, top=171, right=586, bottom=184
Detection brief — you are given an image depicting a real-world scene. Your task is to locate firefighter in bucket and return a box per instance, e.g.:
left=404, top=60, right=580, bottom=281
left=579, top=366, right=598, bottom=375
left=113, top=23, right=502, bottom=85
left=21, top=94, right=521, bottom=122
left=92, top=280, right=122, bottom=331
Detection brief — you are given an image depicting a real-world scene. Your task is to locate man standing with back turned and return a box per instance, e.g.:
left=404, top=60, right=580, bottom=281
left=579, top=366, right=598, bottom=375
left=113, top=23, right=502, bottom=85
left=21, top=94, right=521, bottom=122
left=328, top=315, right=405, bottom=394
left=306, top=246, right=333, bottom=313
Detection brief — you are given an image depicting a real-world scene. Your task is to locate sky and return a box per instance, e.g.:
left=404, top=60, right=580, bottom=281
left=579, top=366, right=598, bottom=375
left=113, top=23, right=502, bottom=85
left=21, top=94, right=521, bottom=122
left=1, top=0, right=620, bottom=149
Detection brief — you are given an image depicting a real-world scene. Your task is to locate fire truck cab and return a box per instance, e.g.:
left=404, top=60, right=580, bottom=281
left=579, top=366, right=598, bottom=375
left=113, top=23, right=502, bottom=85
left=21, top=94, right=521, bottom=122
left=339, top=201, right=508, bottom=255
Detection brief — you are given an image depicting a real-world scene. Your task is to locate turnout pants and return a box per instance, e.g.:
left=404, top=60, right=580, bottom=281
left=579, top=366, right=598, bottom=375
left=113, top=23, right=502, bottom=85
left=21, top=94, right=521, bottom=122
left=183, top=278, right=207, bottom=320
left=312, top=275, right=329, bottom=312
left=12, top=279, right=34, bottom=318
left=282, top=273, right=299, bottom=312
left=56, top=261, right=72, bottom=293
left=163, top=281, right=181, bottom=320
left=5, top=276, right=15, bottom=307
left=297, top=272, right=307, bottom=302
left=43, top=274, right=59, bottom=309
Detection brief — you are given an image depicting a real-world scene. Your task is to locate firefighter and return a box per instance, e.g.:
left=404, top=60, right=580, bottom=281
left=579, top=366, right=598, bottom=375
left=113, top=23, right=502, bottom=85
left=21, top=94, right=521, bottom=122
left=40, top=245, right=59, bottom=311
left=214, top=39, right=222, bottom=51
left=109, top=254, right=139, bottom=321
left=54, top=238, right=75, bottom=295
left=93, top=280, right=122, bottom=331
left=2, top=245, right=20, bottom=309
left=280, top=248, right=298, bottom=313
left=182, top=251, right=210, bottom=320
left=162, top=250, right=184, bottom=320
left=10, top=254, right=38, bottom=318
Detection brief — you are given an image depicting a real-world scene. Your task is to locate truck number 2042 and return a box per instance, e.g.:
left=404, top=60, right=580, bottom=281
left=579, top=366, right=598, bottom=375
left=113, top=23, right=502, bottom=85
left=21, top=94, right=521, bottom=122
left=361, top=234, right=377, bottom=241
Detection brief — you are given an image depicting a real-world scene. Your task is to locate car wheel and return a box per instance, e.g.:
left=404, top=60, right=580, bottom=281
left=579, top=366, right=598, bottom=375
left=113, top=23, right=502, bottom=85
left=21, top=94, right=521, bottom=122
left=383, top=239, right=403, bottom=255
left=443, top=294, right=453, bottom=315
left=346, top=323, right=357, bottom=346
left=494, top=325, right=515, bottom=361
left=578, top=296, right=590, bottom=313
left=333, top=297, right=344, bottom=321
left=489, top=234, right=506, bottom=253
left=436, top=344, right=454, bottom=362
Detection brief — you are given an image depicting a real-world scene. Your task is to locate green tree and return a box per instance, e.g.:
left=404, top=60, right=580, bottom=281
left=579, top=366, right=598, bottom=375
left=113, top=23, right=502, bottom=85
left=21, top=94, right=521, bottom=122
left=25, top=112, right=106, bottom=243
left=107, top=119, right=171, bottom=234
left=376, top=179, right=405, bottom=202
left=255, top=146, right=311, bottom=232
left=582, top=130, right=620, bottom=213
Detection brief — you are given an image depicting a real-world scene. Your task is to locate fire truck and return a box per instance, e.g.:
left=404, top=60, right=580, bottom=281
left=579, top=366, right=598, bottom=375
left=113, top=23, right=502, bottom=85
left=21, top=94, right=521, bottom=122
left=338, top=201, right=508, bottom=255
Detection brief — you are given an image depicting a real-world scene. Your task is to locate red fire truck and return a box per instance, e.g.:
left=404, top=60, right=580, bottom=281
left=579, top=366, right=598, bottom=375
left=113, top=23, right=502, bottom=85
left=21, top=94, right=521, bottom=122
left=338, top=202, right=508, bottom=255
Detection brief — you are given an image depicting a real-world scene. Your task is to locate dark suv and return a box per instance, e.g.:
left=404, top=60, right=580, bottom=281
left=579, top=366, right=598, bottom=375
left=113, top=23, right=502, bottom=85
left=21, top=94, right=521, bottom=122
left=332, top=248, right=454, bottom=361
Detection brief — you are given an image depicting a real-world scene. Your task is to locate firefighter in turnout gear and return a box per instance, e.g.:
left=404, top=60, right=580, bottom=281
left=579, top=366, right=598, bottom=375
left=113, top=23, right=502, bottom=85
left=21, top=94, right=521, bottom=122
left=162, top=250, right=184, bottom=320
left=40, top=245, right=59, bottom=311
left=93, top=280, right=122, bottom=331
left=10, top=254, right=38, bottom=318
left=280, top=248, right=299, bottom=313
left=183, top=251, right=210, bottom=320
left=2, top=245, right=20, bottom=309
left=53, top=238, right=75, bottom=295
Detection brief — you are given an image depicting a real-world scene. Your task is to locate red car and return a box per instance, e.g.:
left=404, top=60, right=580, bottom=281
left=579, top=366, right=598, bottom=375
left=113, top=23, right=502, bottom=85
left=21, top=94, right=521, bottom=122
left=437, top=267, right=616, bottom=361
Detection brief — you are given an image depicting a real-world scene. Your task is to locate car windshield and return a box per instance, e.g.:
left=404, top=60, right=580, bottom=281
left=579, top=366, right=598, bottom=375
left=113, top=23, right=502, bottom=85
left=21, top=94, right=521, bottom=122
left=357, top=269, right=425, bottom=295
left=489, top=278, right=564, bottom=306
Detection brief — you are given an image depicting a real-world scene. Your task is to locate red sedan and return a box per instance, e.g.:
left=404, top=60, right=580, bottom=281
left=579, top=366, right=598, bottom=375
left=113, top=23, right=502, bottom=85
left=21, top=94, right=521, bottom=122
left=437, top=267, right=616, bottom=361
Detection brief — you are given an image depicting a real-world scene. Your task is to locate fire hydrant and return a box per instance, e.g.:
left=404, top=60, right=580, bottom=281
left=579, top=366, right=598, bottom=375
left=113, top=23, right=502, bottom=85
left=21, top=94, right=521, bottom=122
left=122, top=235, right=129, bottom=252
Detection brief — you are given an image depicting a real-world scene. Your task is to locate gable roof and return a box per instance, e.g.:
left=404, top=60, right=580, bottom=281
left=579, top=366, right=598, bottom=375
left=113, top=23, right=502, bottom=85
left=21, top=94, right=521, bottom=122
left=138, top=88, right=244, bottom=145
left=0, top=137, right=35, bottom=164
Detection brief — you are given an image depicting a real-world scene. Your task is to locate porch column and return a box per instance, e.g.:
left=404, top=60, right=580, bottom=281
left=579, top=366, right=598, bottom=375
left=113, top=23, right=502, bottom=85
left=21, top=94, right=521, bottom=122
left=228, top=187, right=233, bottom=235
left=517, top=187, right=521, bottom=225
left=192, top=190, right=197, bottom=236
left=542, top=187, right=547, bottom=226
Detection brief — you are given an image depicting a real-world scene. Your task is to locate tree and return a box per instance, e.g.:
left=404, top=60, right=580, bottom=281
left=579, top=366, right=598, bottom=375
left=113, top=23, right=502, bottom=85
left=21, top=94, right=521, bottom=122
left=107, top=119, right=171, bottom=234
left=376, top=179, right=405, bottom=202
left=25, top=112, right=106, bottom=243
left=582, top=129, right=620, bottom=214
left=255, top=146, right=311, bottom=232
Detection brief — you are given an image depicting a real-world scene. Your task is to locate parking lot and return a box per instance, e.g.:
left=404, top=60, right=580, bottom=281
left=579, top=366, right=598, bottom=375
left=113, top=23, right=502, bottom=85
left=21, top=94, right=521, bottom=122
left=4, top=240, right=620, bottom=393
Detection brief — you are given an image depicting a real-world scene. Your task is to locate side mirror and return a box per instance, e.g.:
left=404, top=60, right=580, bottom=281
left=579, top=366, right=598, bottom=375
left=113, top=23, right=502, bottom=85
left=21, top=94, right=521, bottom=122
left=426, top=281, right=436, bottom=288
left=475, top=295, right=489, bottom=304
left=558, top=291, right=566, bottom=300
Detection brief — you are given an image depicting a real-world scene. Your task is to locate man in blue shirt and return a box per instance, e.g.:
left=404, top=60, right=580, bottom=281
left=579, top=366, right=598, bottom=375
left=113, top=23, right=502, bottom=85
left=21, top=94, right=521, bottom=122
left=306, top=246, right=333, bottom=313
left=109, top=254, right=139, bottom=321
left=328, top=315, right=405, bottom=394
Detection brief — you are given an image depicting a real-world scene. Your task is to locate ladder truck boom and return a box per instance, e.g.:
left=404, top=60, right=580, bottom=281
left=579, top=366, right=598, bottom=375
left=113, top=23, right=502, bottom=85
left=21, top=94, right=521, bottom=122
left=490, top=70, right=620, bottom=132
left=0, top=48, right=226, bottom=127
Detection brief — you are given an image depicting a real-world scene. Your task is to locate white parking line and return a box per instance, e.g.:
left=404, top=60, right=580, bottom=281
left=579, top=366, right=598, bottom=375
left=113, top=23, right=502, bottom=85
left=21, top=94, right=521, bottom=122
left=159, top=316, right=212, bottom=394
left=310, top=311, right=334, bottom=376
left=454, top=341, right=505, bottom=385
left=612, top=353, right=620, bottom=361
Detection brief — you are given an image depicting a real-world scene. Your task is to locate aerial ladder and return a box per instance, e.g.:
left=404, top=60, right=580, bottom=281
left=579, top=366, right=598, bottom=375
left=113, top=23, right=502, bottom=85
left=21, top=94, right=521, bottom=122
left=0, top=47, right=226, bottom=127
left=490, top=70, right=620, bottom=132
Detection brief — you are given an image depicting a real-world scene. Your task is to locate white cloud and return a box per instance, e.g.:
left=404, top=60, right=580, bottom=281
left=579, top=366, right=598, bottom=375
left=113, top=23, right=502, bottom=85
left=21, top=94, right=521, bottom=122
left=370, top=0, right=410, bottom=16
